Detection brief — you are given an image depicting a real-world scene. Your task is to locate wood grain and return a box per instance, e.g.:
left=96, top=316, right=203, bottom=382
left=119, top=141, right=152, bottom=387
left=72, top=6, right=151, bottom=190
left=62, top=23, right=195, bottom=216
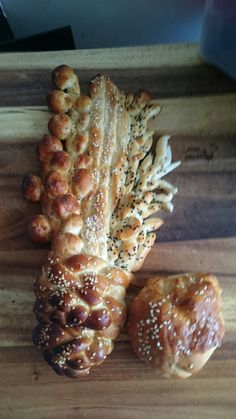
left=0, top=132, right=235, bottom=248
left=0, top=44, right=202, bottom=70
left=1, top=65, right=236, bottom=107
left=0, top=44, right=235, bottom=419
left=0, top=239, right=235, bottom=349
left=1, top=94, right=236, bottom=140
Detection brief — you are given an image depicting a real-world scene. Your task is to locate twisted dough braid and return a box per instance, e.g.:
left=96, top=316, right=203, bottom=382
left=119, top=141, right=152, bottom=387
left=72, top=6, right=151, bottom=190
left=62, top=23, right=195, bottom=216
left=22, top=65, right=180, bottom=377
left=33, top=251, right=130, bottom=377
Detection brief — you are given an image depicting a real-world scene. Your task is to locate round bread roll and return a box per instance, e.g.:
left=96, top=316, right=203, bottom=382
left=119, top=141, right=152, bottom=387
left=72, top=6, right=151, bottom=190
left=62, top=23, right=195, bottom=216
left=127, top=273, right=225, bottom=378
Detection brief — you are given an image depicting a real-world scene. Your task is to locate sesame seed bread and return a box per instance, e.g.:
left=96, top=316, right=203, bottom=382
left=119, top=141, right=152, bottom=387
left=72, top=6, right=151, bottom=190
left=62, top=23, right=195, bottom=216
left=22, top=65, right=180, bottom=377
left=127, top=273, right=225, bottom=378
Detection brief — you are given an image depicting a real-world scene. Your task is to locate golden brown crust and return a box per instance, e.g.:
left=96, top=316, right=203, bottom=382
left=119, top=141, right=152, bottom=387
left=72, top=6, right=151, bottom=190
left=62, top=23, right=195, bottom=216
left=74, top=95, right=92, bottom=112
left=47, top=90, right=73, bottom=114
left=52, top=65, right=79, bottom=92
left=22, top=174, right=42, bottom=202
left=53, top=194, right=80, bottom=219
left=32, top=253, right=131, bottom=377
left=38, top=135, right=63, bottom=162
left=22, top=65, right=181, bottom=377
left=127, top=273, right=225, bottom=378
left=48, top=113, right=72, bottom=139
left=44, top=171, right=69, bottom=197
left=74, top=133, right=89, bottom=154
left=52, top=232, right=84, bottom=258
left=28, top=214, right=52, bottom=243
left=23, top=68, right=180, bottom=258
left=72, top=169, right=93, bottom=197
left=50, top=151, right=71, bottom=172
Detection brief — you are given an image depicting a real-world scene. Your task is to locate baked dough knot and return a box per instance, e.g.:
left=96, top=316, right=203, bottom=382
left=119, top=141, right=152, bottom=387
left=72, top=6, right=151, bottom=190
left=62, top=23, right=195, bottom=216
left=127, top=273, right=225, bottom=378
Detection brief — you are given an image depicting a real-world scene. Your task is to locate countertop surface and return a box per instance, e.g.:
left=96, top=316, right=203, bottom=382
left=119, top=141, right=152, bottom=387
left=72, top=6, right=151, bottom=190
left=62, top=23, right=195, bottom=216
left=0, top=44, right=236, bottom=418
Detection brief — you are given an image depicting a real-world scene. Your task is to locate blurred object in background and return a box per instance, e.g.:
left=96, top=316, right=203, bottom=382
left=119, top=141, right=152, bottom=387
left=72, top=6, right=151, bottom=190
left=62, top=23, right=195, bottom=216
left=1, top=0, right=205, bottom=49
left=0, top=26, right=75, bottom=52
left=0, top=0, right=13, bottom=42
left=201, top=0, right=236, bottom=80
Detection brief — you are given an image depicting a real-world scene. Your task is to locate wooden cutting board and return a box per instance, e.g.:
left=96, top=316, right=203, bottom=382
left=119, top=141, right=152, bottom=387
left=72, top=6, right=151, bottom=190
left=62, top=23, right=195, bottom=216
left=0, top=44, right=236, bottom=419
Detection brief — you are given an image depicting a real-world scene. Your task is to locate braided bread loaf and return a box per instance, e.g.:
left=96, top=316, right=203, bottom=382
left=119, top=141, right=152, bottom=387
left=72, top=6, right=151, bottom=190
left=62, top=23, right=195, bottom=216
left=22, top=65, right=181, bottom=377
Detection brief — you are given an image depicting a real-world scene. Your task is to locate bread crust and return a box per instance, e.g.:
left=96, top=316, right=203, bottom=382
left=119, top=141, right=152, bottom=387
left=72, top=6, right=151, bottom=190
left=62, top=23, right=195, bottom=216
left=22, top=65, right=181, bottom=377
left=127, top=273, right=225, bottom=378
